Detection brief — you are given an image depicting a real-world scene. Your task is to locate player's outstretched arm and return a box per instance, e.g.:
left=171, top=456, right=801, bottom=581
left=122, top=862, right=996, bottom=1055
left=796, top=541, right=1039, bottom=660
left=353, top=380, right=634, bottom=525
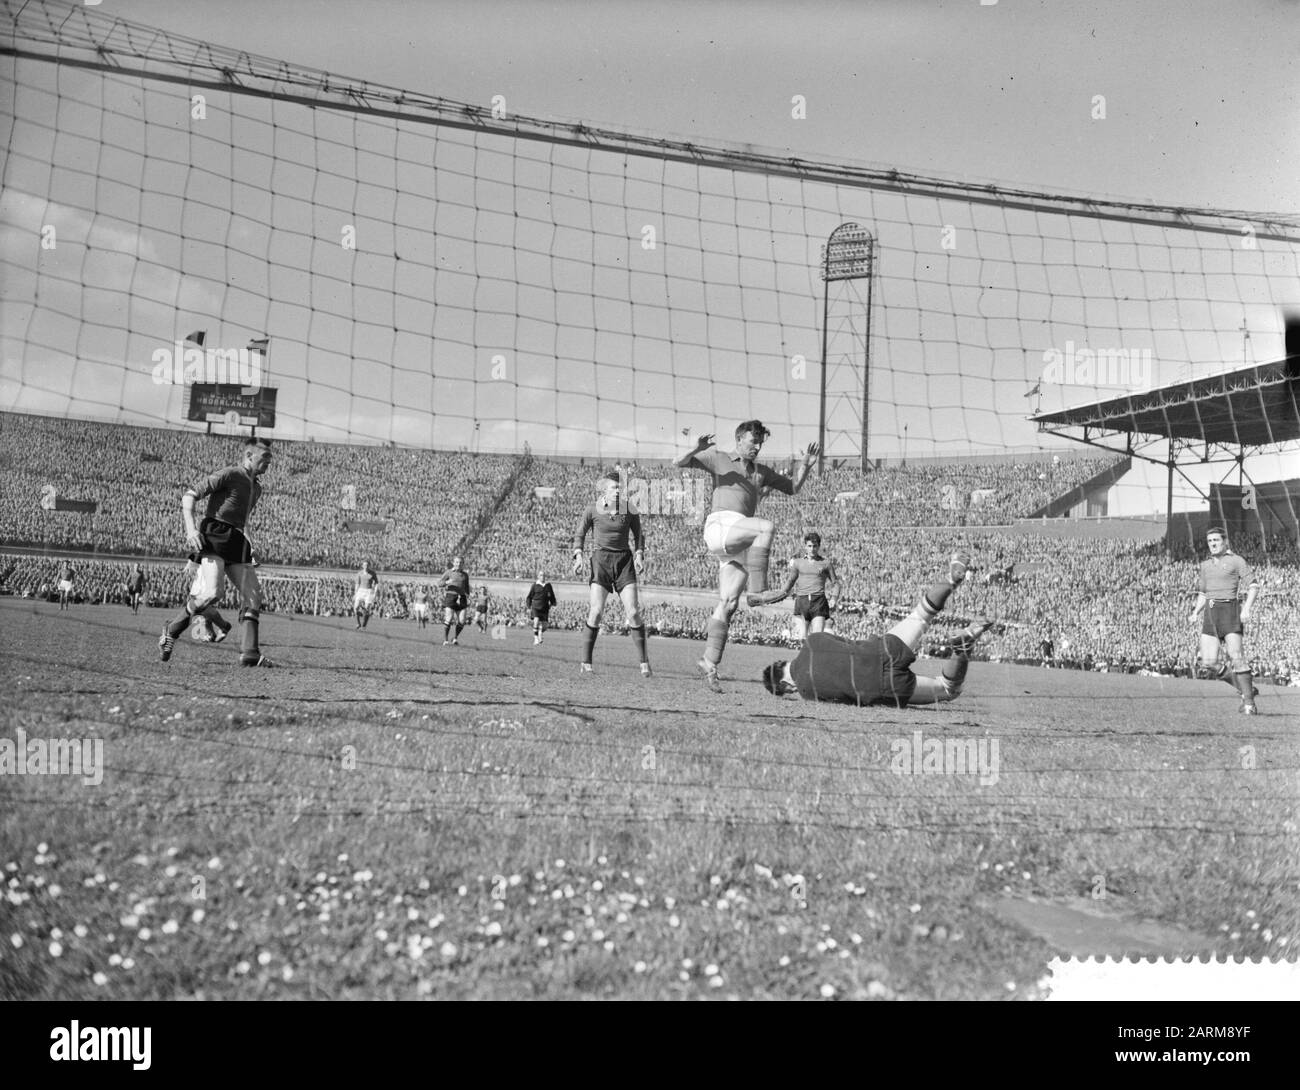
left=181, top=490, right=203, bottom=551
left=673, top=433, right=714, bottom=469
left=789, top=442, right=819, bottom=495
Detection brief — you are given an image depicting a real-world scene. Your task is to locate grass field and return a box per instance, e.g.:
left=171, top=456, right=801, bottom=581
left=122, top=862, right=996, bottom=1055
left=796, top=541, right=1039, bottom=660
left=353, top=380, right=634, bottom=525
left=2, top=597, right=1296, bottom=1000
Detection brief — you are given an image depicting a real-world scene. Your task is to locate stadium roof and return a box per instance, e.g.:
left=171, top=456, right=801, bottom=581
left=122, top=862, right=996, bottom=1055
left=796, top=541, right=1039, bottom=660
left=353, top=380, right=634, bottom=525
left=1033, top=356, right=1300, bottom=450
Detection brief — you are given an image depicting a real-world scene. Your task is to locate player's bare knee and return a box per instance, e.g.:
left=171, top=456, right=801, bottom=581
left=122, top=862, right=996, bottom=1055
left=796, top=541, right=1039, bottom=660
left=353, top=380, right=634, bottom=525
left=626, top=608, right=643, bottom=628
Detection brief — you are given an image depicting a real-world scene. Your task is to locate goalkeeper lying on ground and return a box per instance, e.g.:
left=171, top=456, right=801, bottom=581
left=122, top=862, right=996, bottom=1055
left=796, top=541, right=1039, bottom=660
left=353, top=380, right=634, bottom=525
left=761, top=552, right=993, bottom=706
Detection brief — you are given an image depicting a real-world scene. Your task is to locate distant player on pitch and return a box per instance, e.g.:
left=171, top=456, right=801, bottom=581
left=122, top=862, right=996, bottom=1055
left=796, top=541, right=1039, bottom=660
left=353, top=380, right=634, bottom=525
left=126, top=563, right=146, bottom=615
left=157, top=436, right=274, bottom=666
left=440, top=556, right=471, bottom=645
left=1190, top=526, right=1260, bottom=714
left=56, top=561, right=75, bottom=610
left=675, top=422, right=817, bottom=691
left=762, top=552, right=992, bottom=706
left=748, top=531, right=840, bottom=643
left=472, top=585, right=491, bottom=633
left=572, top=470, right=651, bottom=676
left=411, top=585, right=430, bottom=629
left=526, top=572, right=557, bottom=645
left=353, top=560, right=379, bottom=630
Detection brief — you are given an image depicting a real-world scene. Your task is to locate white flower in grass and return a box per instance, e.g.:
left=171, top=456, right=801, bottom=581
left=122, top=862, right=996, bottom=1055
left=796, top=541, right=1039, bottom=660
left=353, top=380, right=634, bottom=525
left=138, top=928, right=152, bottom=942
left=93, top=972, right=108, bottom=986
left=162, top=920, right=179, bottom=935
left=592, top=930, right=604, bottom=942
left=191, top=909, right=205, bottom=925
left=634, top=961, right=647, bottom=973
left=235, top=961, right=250, bottom=975
left=10, top=933, right=23, bottom=949
left=484, top=922, right=502, bottom=938
left=709, top=976, right=724, bottom=989
left=592, top=880, right=603, bottom=892
left=257, top=950, right=272, bottom=966
left=108, top=953, right=122, bottom=966
left=207, top=857, right=222, bottom=870
left=48, top=884, right=62, bottom=898
left=74, top=924, right=88, bottom=939
left=820, top=984, right=835, bottom=998
left=440, top=941, right=457, bottom=958
left=678, top=971, right=690, bottom=982
left=535, top=936, right=549, bottom=948
left=603, top=941, right=614, bottom=952
left=668, top=915, right=680, bottom=928
left=562, top=930, right=575, bottom=943
left=281, top=966, right=294, bottom=982
left=778, top=955, right=790, bottom=967
left=866, top=980, right=888, bottom=998
left=37, top=842, right=49, bottom=854
left=121, top=957, right=134, bottom=970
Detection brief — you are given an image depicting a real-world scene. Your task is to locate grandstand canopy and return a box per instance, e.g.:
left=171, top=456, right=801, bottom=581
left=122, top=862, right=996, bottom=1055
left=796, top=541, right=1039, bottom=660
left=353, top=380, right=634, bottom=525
left=1033, top=356, right=1300, bottom=452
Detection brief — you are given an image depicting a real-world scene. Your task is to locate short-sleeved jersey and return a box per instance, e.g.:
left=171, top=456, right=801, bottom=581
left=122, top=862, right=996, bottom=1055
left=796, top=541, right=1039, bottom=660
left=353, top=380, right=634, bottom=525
left=1198, top=551, right=1257, bottom=599
left=573, top=500, right=644, bottom=553
left=526, top=582, right=557, bottom=612
left=126, top=570, right=145, bottom=592
left=788, top=556, right=837, bottom=596
left=355, top=568, right=379, bottom=591
left=684, top=448, right=794, bottom=517
left=59, top=563, right=74, bottom=581
left=413, top=589, right=429, bottom=605
left=788, top=632, right=915, bottom=706
left=441, top=568, right=471, bottom=597
left=189, top=465, right=261, bottom=529
left=475, top=588, right=489, bottom=607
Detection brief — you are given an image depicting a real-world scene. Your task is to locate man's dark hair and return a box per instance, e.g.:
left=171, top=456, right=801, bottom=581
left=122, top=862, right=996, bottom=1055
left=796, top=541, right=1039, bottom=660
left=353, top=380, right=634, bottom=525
left=1206, top=526, right=1227, bottom=538
left=803, top=532, right=821, bottom=547
left=244, top=437, right=272, bottom=450
left=762, top=661, right=789, bottom=695
left=735, top=419, right=771, bottom=442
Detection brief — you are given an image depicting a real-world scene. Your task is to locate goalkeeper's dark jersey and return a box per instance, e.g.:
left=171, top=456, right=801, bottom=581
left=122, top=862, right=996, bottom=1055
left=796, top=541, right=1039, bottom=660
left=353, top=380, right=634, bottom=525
left=573, top=501, right=643, bottom=553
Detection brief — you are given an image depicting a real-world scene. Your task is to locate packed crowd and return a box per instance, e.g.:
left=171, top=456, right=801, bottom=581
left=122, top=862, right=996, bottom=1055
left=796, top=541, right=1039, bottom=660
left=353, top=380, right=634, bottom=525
left=0, top=413, right=518, bottom=571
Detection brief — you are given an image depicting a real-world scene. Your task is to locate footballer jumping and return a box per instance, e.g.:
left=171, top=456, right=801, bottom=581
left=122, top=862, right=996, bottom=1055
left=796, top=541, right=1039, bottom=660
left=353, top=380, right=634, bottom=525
left=675, top=422, right=816, bottom=691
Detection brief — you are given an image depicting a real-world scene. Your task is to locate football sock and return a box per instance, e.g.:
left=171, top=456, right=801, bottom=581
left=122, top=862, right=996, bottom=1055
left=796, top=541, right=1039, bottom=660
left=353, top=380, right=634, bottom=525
left=1232, top=669, right=1255, bottom=699
left=454, top=623, right=464, bottom=638
left=581, top=623, right=599, bottom=665
left=746, top=545, right=771, bottom=594
left=921, top=579, right=955, bottom=616
left=704, top=618, right=729, bottom=666
left=444, top=623, right=452, bottom=641
left=941, top=655, right=970, bottom=694
left=241, top=616, right=259, bottom=657
left=630, top=624, right=648, bottom=664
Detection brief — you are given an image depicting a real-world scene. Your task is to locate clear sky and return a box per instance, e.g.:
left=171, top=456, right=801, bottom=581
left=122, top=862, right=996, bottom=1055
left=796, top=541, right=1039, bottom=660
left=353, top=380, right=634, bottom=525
left=2, top=0, right=1297, bottom=513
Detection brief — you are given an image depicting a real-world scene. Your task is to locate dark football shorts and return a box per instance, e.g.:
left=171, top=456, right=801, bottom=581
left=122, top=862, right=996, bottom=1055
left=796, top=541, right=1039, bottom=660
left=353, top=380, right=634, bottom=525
left=590, top=549, right=636, bottom=592
left=795, top=593, right=831, bottom=623
left=1203, top=600, right=1243, bottom=638
left=530, top=607, right=551, bottom=622
left=443, top=591, right=468, bottom=612
left=199, top=518, right=254, bottom=566
left=876, top=634, right=919, bottom=708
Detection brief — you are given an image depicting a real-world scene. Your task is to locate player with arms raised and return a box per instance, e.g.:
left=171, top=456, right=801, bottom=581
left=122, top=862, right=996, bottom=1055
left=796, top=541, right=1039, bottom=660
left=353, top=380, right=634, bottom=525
left=157, top=436, right=274, bottom=666
left=572, top=471, right=651, bottom=677
left=440, top=556, right=471, bottom=646
left=353, top=560, right=379, bottom=630
left=749, top=531, right=840, bottom=642
left=1190, top=526, right=1261, bottom=714
left=675, top=422, right=817, bottom=691
left=762, top=553, right=992, bottom=706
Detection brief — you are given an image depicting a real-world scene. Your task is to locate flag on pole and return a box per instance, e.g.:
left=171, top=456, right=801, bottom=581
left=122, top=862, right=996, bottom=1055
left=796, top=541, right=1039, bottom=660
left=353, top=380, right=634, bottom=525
left=1024, top=381, right=1041, bottom=398
left=184, top=330, right=206, bottom=347
left=247, top=337, right=269, bottom=354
